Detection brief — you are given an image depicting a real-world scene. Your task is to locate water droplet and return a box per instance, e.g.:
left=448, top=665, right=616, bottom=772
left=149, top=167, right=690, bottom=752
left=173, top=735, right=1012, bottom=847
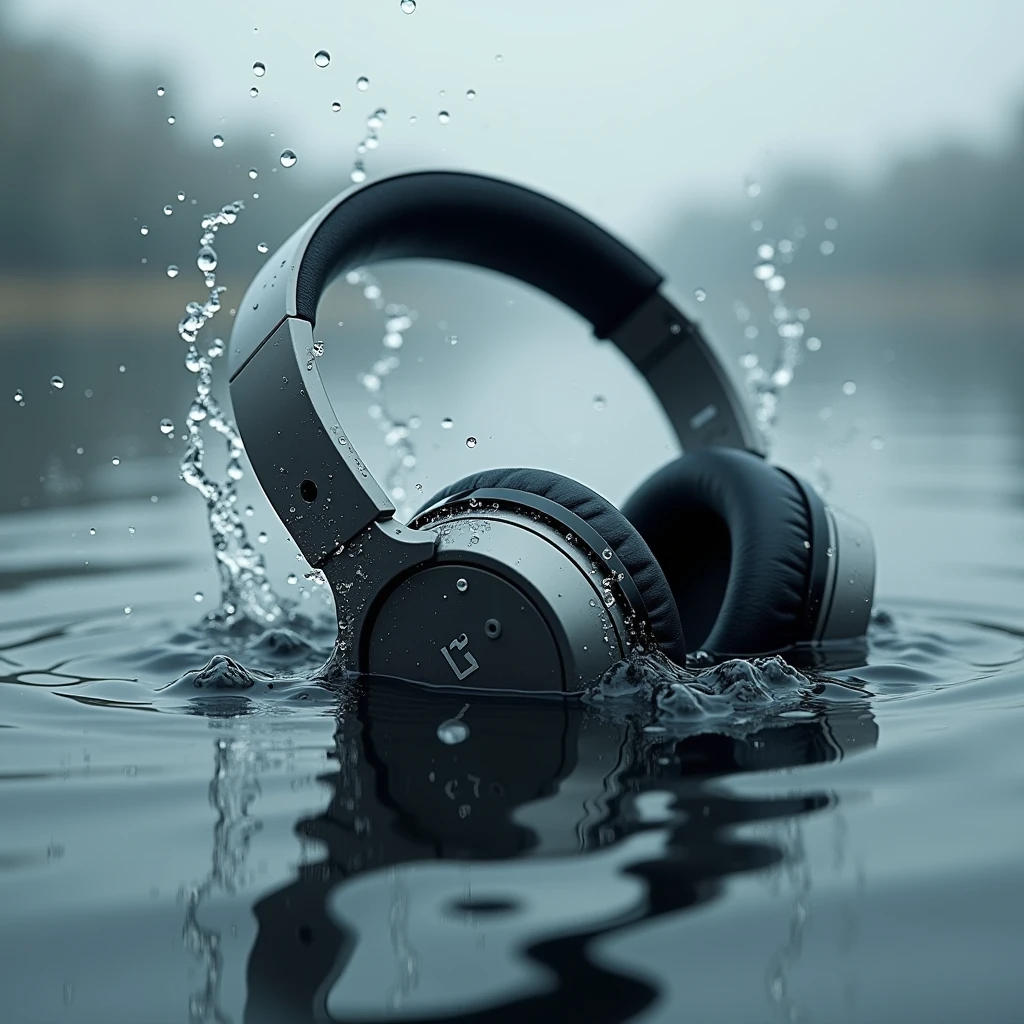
left=356, top=76, right=369, bottom=91
left=88, top=527, right=96, bottom=536
left=350, top=163, right=367, bottom=183
left=177, top=192, right=185, bottom=202
left=753, top=262, right=775, bottom=280
left=694, top=288, right=707, bottom=302
left=139, top=225, right=149, bottom=236
left=118, top=364, right=126, bottom=373
left=806, top=336, right=822, bottom=351
left=465, top=436, right=477, bottom=448
left=279, top=149, right=298, bottom=168
left=287, top=574, right=298, bottom=585
left=163, top=205, right=173, bottom=216
left=438, top=110, right=450, bottom=123
left=249, top=86, right=259, bottom=98
left=196, top=245, right=217, bottom=272
left=601, top=547, right=613, bottom=560
left=870, top=435, right=885, bottom=450
left=194, top=591, right=204, bottom=602
left=159, top=418, right=174, bottom=435
left=441, top=417, right=453, bottom=429
left=820, top=240, right=835, bottom=256
left=258, top=531, right=268, bottom=543
left=409, top=115, right=418, bottom=124
left=456, top=578, right=468, bottom=592
left=593, top=395, right=606, bottom=410
left=167, top=115, right=176, bottom=125
left=124, top=606, right=132, bottom=615
left=746, top=181, right=761, bottom=198
left=825, top=217, right=838, bottom=230
left=401, top=0, right=416, bottom=11
left=253, top=61, right=266, bottom=76
left=331, top=101, right=341, bottom=112
left=437, top=719, right=469, bottom=745
left=495, top=53, right=504, bottom=62
left=466, top=88, right=476, bottom=100
left=257, top=242, right=268, bottom=254
left=766, top=275, right=786, bottom=292
left=166, top=265, right=179, bottom=278
left=212, top=134, right=224, bottom=148
left=756, top=243, right=774, bottom=260
left=603, top=593, right=615, bottom=607
left=156, top=86, right=165, bottom=97
left=244, top=505, right=254, bottom=517
left=50, top=375, right=64, bottom=389
left=314, top=49, right=331, bottom=68
left=842, top=380, right=857, bottom=396
left=111, top=457, right=120, bottom=466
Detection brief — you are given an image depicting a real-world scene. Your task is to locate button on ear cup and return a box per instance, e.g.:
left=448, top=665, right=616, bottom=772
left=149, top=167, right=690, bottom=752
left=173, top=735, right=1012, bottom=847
left=417, top=468, right=686, bottom=664
left=621, top=449, right=814, bottom=656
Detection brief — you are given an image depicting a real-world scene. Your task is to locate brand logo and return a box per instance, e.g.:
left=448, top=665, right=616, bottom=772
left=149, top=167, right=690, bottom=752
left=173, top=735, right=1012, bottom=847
left=440, top=632, right=479, bottom=681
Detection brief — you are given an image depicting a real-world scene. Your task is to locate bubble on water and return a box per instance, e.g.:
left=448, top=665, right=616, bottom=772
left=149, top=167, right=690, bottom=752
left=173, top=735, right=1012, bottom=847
left=456, top=578, right=468, bottom=592
left=820, top=240, right=835, bottom=256
left=163, top=205, right=173, bottom=216
left=806, top=336, right=822, bottom=351
left=212, top=134, right=224, bottom=148
left=194, top=591, right=204, bottom=602
left=314, top=49, right=331, bottom=68
left=441, top=417, right=453, bottom=429
left=331, top=101, right=341, bottom=112
left=196, top=245, right=217, bottom=272
left=437, top=719, right=469, bottom=745
left=159, top=418, right=174, bottom=435
left=50, top=375, right=64, bottom=389
left=825, top=217, right=838, bottom=230
left=694, top=288, right=707, bottom=302
left=438, top=110, right=450, bottom=124
left=757, top=243, right=774, bottom=260
left=140, top=225, right=149, bottom=236
left=249, top=86, right=258, bottom=98
left=594, top=395, right=606, bottom=410
left=356, top=76, right=369, bottom=91
left=279, top=149, right=297, bottom=168
left=156, top=86, right=165, bottom=97
left=253, top=61, right=266, bottom=76
left=842, top=380, right=857, bottom=396
left=167, top=116, right=176, bottom=125
left=401, top=0, right=416, bottom=11
left=466, top=89, right=476, bottom=100
left=166, top=265, right=179, bottom=278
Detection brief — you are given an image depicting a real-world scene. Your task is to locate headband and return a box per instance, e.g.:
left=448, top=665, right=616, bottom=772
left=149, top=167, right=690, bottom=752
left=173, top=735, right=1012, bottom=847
left=228, top=171, right=763, bottom=568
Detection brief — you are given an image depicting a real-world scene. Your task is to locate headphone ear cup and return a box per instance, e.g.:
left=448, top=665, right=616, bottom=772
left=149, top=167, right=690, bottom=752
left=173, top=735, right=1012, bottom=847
left=621, top=449, right=815, bottom=657
left=416, top=467, right=686, bottom=663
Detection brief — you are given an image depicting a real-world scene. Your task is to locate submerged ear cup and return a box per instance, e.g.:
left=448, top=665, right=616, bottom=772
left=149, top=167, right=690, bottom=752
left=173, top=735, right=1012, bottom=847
left=417, top=468, right=686, bottom=663
left=621, top=449, right=815, bottom=656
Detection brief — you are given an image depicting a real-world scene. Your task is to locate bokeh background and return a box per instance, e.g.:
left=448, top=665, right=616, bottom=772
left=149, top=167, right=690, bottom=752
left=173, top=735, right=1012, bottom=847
left=1, top=0, right=1022, bottom=604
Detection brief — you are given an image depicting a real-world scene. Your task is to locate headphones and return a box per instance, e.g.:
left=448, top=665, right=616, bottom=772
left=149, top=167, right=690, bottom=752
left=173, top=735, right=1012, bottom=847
left=228, top=171, right=875, bottom=691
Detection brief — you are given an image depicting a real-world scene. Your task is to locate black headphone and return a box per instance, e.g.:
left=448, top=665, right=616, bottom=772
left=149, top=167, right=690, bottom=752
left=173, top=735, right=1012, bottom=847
left=228, top=171, right=875, bottom=691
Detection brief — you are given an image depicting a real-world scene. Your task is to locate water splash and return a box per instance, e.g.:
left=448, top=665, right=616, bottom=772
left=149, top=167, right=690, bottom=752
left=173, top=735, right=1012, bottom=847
left=174, top=201, right=284, bottom=628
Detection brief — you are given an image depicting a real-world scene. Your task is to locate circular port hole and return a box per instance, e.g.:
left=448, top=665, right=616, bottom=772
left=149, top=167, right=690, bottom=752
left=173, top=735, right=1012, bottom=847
left=484, top=618, right=502, bottom=639
left=299, top=479, right=318, bottom=502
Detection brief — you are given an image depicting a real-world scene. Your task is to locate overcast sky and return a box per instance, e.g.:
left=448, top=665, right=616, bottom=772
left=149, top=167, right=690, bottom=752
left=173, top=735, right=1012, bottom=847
left=7, top=0, right=1024, bottom=236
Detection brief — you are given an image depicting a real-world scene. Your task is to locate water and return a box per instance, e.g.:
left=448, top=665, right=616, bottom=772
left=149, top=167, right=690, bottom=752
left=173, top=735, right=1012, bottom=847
left=3, top=223, right=1024, bottom=1020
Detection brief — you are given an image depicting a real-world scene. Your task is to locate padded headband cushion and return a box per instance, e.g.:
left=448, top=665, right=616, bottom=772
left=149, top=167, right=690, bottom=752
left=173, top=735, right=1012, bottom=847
left=417, top=468, right=686, bottom=664
left=621, top=449, right=813, bottom=656
left=296, top=172, right=662, bottom=339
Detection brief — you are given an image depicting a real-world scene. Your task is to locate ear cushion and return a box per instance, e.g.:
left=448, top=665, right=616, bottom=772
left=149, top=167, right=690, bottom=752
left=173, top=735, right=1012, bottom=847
left=621, top=449, right=813, bottom=656
left=417, top=468, right=686, bottom=664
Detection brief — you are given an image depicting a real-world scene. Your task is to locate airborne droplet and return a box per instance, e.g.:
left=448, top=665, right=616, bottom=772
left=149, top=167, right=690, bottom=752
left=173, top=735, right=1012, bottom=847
left=253, top=61, right=266, bottom=76
left=212, top=134, right=224, bottom=148
left=356, top=76, right=370, bottom=91
left=465, top=436, right=477, bottom=448
left=250, top=86, right=258, bottom=98
left=456, top=578, right=468, bottom=592
left=314, top=50, right=331, bottom=68
left=401, top=0, right=417, bottom=11
left=694, top=288, right=707, bottom=302
left=196, top=245, right=217, bottom=273
left=159, top=418, right=174, bottom=435
left=140, top=225, right=149, bottom=235
left=257, top=242, right=268, bottom=254
left=166, top=265, right=179, bottom=278
left=466, top=89, right=476, bottom=100
left=163, top=205, right=173, bottom=216
left=248, top=168, right=258, bottom=180
left=50, top=375, right=64, bottom=389
left=437, top=719, right=469, bottom=745
left=156, top=86, right=165, bottom=97
left=842, top=380, right=857, bottom=395
left=438, top=110, right=450, bottom=124
left=441, top=417, right=453, bottom=429
left=331, top=101, right=341, bottom=112
left=279, top=149, right=297, bottom=168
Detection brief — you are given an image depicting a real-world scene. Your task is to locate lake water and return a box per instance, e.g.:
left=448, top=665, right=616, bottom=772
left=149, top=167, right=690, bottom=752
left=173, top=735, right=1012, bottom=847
left=2, top=377, right=1023, bottom=1023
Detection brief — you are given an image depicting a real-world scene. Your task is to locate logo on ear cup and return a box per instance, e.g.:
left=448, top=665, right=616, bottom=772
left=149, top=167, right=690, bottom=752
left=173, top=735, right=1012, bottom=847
left=441, top=633, right=479, bottom=681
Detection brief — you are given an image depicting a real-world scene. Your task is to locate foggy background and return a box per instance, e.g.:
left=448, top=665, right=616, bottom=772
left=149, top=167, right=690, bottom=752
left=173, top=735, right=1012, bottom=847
left=1, top=0, right=1022, bottom=600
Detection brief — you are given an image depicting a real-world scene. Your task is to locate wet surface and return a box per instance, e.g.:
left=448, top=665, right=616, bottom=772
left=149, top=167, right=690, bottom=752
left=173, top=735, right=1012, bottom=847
left=2, top=395, right=1024, bottom=1023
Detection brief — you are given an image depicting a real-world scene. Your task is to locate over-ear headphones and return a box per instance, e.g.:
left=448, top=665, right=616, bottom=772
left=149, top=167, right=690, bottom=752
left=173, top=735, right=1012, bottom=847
left=228, top=171, right=875, bottom=691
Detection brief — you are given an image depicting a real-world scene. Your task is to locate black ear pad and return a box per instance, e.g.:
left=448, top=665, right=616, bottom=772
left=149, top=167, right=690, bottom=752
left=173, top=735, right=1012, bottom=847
left=621, top=449, right=814, bottom=656
left=417, top=468, right=686, bottom=664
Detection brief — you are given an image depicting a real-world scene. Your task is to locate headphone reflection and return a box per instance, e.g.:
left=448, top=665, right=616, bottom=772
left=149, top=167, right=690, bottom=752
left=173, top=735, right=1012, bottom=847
left=244, top=681, right=877, bottom=1024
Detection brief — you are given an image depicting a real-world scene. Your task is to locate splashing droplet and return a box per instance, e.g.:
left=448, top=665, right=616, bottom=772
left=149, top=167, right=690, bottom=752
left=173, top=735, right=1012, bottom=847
left=253, top=61, right=266, bottom=77
left=166, top=265, right=179, bottom=278
left=356, top=76, right=370, bottom=91
left=465, top=436, right=477, bottom=448
left=212, top=134, right=224, bottom=148
left=314, top=49, right=331, bottom=68
left=279, top=149, right=297, bottom=168
left=159, top=418, right=174, bottom=435
left=438, top=110, right=450, bottom=124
